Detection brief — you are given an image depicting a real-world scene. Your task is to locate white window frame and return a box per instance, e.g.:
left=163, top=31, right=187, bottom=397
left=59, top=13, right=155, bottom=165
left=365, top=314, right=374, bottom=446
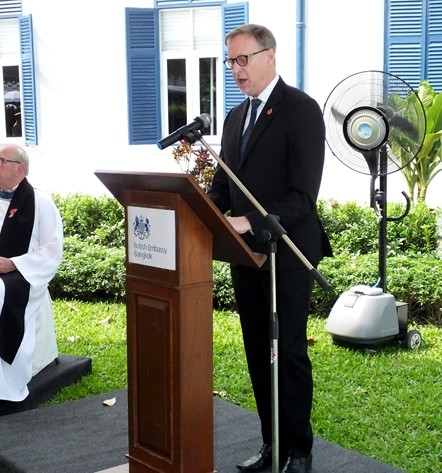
left=159, top=6, right=224, bottom=141
left=0, top=18, right=21, bottom=142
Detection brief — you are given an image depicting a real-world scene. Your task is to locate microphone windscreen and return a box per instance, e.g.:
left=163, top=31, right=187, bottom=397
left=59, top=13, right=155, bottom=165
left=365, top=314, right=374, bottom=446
left=199, top=113, right=212, bottom=129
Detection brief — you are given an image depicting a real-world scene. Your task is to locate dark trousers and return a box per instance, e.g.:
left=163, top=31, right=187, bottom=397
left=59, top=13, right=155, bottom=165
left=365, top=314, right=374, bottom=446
left=231, top=264, right=314, bottom=457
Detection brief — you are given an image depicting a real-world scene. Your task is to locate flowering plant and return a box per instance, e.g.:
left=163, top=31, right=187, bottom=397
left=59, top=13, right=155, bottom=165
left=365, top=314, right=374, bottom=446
left=8, top=208, right=18, bottom=218
left=172, top=140, right=215, bottom=192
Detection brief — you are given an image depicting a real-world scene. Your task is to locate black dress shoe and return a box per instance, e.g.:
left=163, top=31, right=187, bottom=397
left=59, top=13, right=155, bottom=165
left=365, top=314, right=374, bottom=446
left=237, top=444, right=272, bottom=471
left=280, top=453, right=312, bottom=473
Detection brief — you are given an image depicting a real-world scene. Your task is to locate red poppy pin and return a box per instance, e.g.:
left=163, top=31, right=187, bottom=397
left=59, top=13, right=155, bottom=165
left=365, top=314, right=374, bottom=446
left=9, top=208, right=18, bottom=218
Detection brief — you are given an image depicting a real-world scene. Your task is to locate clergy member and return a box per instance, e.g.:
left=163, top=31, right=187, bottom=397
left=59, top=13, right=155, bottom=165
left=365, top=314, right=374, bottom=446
left=0, top=143, right=63, bottom=402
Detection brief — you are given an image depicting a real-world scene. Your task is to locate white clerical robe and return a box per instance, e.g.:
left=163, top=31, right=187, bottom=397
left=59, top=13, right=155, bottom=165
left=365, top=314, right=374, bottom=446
left=0, top=189, right=63, bottom=401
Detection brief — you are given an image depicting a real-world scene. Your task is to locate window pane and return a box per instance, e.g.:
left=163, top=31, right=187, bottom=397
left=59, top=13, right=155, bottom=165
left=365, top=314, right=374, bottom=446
left=167, top=59, right=186, bottom=133
left=0, top=19, right=19, bottom=58
left=199, top=57, right=216, bottom=135
left=160, top=6, right=222, bottom=137
left=161, top=9, right=191, bottom=51
left=193, top=8, right=221, bottom=49
left=3, top=65, right=21, bottom=137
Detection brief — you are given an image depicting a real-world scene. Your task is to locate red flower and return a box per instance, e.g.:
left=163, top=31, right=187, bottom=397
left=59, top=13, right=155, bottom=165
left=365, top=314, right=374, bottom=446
left=8, top=208, right=18, bottom=218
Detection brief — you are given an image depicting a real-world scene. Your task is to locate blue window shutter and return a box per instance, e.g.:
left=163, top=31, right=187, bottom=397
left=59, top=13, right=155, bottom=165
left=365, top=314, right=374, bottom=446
left=385, top=0, right=425, bottom=90
left=19, top=14, right=37, bottom=146
left=126, top=8, right=160, bottom=145
left=427, top=0, right=442, bottom=92
left=222, top=2, right=248, bottom=115
left=0, top=1, right=21, bottom=19
left=385, top=0, right=442, bottom=92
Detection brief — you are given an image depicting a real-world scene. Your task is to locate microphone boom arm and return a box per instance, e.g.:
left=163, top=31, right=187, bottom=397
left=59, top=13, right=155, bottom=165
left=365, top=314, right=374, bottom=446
left=196, top=133, right=331, bottom=292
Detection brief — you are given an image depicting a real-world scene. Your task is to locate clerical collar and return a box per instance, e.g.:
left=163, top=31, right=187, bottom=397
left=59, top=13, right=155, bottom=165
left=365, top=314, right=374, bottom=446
left=0, top=188, right=16, bottom=201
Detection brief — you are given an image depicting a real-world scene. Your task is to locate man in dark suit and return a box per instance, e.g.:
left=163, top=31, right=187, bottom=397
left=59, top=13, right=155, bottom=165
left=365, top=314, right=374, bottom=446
left=208, top=24, right=332, bottom=473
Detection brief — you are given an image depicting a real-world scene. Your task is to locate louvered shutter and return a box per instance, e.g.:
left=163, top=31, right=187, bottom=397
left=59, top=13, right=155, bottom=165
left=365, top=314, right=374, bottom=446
left=385, top=0, right=442, bottom=92
left=222, top=2, right=248, bottom=115
left=427, top=0, right=442, bottom=91
left=126, top=8, right=160, bottom=145
left=19, top=14, right=37, bottom=146
left=385, top=0, right=424, bottom=89
left=0, top=1, right=21, bottom=19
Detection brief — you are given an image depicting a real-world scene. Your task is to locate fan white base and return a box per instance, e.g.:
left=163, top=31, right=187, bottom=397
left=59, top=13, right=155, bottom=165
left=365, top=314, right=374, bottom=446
left=326, top=285, right=401, bottom=344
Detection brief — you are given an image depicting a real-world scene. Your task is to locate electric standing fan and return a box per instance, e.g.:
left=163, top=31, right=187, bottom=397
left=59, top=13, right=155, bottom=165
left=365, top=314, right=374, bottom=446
left=323, top=70, right=426, bottom=350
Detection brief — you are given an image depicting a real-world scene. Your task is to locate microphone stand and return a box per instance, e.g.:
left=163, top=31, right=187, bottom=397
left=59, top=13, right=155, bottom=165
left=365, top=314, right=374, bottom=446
left=191, top=131, right=331, bottom=473
left=195, top=132, right=331, bottom=291
left=261, top=216, right=286, bottom=473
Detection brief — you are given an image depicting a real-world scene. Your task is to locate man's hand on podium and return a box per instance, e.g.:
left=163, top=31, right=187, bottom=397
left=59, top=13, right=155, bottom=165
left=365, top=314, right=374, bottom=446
left=226, top=216, right=252, bottom=235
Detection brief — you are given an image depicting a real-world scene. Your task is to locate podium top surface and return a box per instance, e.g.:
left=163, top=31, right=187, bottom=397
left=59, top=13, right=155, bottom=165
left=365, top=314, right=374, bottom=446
left=95, top=170, right=265, bottom=268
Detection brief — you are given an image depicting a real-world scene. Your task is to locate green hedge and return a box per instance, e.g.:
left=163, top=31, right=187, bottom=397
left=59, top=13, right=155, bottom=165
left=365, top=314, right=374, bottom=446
left=51, top=193, right=125, bottom=247
left=49, top=194, right=442, bottom=325
left=50, top=194, right=126, bottom=300
left=317, top=200, right=439, bottom=256
left=312, top=254, right=442, bottom=325
left=50, top=237, right=125, bottom=300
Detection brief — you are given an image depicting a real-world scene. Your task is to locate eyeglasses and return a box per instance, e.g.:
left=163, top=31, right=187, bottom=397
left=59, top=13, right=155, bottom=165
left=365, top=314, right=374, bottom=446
left=0, top=157, right=21, bottom=166
left=223, top=48, right=269, bottom=70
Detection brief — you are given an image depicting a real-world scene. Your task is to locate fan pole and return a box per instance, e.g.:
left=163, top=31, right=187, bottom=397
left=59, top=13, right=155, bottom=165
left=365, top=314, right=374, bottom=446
left=377, top=147, right=388, bottom=292
left=323, top=71, right=426, bottom=295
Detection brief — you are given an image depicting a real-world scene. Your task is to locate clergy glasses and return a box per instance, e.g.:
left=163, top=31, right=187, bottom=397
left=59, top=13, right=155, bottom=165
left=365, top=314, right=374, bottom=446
left=0, top=157, right=21, bottom=165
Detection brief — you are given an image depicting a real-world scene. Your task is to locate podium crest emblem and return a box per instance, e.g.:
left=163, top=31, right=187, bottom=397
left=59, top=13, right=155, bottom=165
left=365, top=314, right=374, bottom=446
left=133, top=214, right=151, bottom=239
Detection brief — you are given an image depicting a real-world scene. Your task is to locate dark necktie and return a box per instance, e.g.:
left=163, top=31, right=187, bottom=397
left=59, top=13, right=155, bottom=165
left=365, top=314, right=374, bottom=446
left=240, top=98, right=262, bottom=157
left=0, top=189, right=15, bottom=201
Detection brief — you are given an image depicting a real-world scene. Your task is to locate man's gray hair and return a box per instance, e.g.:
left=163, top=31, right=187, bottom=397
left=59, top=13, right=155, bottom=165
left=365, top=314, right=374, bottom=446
left=13, top=145, right=30, bottom=176
left=225, top=23, right=277, bottom=51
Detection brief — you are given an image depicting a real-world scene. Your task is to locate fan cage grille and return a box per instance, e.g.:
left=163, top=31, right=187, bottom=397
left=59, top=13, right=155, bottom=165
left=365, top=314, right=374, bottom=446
left=323, top=70, right=426, bottom=176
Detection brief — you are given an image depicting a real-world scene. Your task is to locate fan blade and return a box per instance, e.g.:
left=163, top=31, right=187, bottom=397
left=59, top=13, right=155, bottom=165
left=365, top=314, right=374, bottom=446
left=361, top=150, right=379, bottom=177
left=330, top=106, right=346, bottom=126
left=376, top=104, right=419, bottom=140
left=323, top=71, right=426, bottom=176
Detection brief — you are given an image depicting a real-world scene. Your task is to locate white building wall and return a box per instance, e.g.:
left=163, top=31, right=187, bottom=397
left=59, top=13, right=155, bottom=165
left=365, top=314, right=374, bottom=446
left=18, top=0, right=442, bottom=208
left=21, top=0, right=172, bottom=197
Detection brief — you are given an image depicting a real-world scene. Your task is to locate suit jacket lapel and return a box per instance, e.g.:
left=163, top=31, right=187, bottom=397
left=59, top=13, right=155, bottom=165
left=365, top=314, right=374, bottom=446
left=229, top=99, right=249, bottom=169
left=240, top=78, right=285, bottom=165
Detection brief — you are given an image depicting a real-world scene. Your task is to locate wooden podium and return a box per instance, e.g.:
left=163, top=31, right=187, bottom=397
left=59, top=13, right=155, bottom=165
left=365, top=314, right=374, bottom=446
left=95, top=171, right=265, bottom=473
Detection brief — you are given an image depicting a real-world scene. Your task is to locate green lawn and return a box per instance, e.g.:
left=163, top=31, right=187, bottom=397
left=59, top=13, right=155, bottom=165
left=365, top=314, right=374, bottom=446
left=48, top=299, right=442, bottom=473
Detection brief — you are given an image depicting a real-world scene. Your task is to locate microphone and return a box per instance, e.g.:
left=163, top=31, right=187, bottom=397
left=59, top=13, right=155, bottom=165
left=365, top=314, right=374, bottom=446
left=157, top=113, right=212, bottom=150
